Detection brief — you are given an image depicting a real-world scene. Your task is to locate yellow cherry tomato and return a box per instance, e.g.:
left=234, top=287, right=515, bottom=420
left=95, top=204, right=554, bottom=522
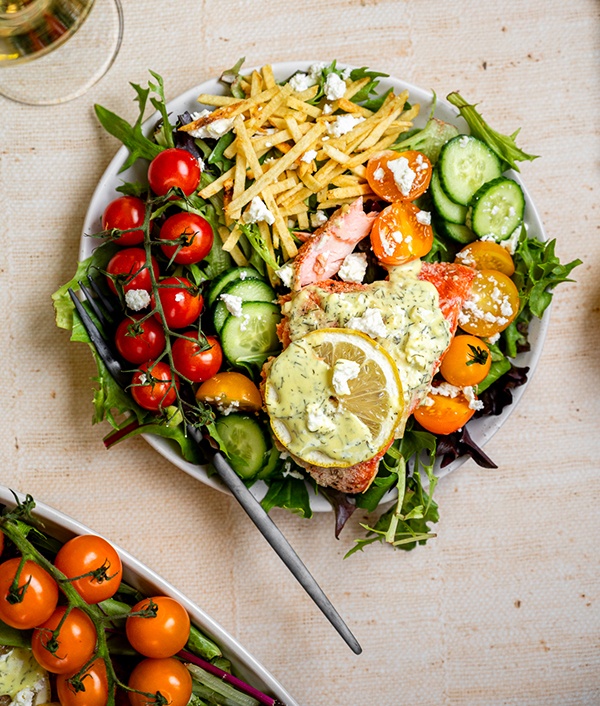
left=440, top=335, right=491, bottom=387
left=196, top=372, right=262, bottom=412
left=414, top=390, right=476, bottom=435
left=366, top=150, right=432, bottom=202
left=455, top=240, right=515, bottom=277
left=370, top=201, right=433, bottom=266
left=458, top=269, right=520, bottom=338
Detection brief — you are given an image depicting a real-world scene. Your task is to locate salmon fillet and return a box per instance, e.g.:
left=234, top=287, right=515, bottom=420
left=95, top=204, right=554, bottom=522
left=270, top=261, right=476, bottom=494
left=293, top=197, right=377, bottom=289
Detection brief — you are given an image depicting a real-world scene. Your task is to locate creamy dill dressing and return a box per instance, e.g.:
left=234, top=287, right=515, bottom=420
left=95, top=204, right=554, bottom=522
left=0, top=648, right=49, bottom=705
left=282, top=260, right=451, bottom=410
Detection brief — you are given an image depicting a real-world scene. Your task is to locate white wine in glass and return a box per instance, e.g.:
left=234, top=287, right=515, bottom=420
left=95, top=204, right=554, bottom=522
left=0, top=0, right=123, bottom=105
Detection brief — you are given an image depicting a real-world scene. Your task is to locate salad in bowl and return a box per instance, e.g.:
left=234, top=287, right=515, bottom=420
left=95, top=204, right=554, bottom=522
left=53, top=60, right=579, bottom=555
left=0, top=487, right=296, bottom=706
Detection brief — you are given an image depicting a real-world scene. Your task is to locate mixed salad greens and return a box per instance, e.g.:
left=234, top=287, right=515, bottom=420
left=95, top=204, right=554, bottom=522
left=53, top=60, right=580, bottom=556
left=0, top=492, right=285, bottom=706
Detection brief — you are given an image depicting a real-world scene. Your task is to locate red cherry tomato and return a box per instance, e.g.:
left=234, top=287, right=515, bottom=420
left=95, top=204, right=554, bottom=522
left=114, top=316, right=166, bottom=365
left=0, top=558, right=59, bottom=629
left=126, top=596, right=190, bottom=659
left=152, top=277, right=202, bottom=329
left=54, top=535, right=123, bottom=605
left=171, top=333, right=222, bottom=383
left=131, top=361, right=179, bottom=412
left=102, top=196, right=146, bottom=247
left=127, top=657, right=192, bottom=706
left=159, top=212, right=214, bottom=265
left=56, top=658, right=108, bottom=706
left=148, top=148, right=201, bottom=197
left=105, top=248, right=159, bottom=296
left=32, top=606, right=97, bottom=674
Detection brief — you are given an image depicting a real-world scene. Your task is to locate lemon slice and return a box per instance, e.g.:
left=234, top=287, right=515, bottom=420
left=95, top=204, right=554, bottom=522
left=264, top=328, right=404, bottom=468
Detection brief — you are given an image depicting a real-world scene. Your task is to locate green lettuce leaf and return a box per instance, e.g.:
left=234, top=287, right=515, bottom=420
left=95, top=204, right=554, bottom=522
left=260, top=476, right=313, bottom=519
left=446, top=92, right=539, bottom=172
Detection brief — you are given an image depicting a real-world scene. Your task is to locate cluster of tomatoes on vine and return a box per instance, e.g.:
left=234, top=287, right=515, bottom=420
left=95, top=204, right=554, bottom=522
left=0, top=529, right=194, bottom=706
left=100, top=147, right=224, bottom=414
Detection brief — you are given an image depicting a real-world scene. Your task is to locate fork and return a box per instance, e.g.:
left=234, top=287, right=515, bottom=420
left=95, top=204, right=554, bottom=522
left=68, top=280, right=362, bottom=655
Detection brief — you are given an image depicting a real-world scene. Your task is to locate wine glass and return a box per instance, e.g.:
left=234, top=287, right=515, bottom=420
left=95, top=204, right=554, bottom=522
left=0, top=0, right=123, bottom=105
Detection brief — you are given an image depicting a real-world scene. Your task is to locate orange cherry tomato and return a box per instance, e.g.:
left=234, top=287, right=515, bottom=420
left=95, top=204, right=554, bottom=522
left=440, top=335, right=492, bottom=387
left=458, top=269, right=520, bottom=338
left=455, top=240, right=515, bottom=276
left=371, top=200, right=433, bottom=266
left=196, top=372, right=263, bottom=412
left=54, top=535, right=123, bottom=605
left=366, top=150, right=432, bottom=202
left=32, top=606, right=97, bottom=674
left=126, top=596, right=190, bottom=659
left=56, top=658, right=108, bottom=706
left=0, top=558, right=59, bottom=629
left=414, top=389, right=476, bottom=435
left=127, top=658, right=192, bottom=706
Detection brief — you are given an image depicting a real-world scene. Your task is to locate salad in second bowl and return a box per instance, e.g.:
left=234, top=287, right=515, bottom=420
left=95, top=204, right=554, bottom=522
left=54, top=60, right=580, bottom=555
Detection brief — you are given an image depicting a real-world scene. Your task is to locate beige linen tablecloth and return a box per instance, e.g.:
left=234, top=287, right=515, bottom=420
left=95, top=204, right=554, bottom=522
left=1, top=1, right=599, bottom=704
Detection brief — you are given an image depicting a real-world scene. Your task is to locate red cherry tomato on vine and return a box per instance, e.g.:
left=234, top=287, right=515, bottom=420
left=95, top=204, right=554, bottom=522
left=413, top=389, right=476, bottom=435
left=102, top=196, right=146, bottom=247
left=171, top=333, right=222, bottom=383
left=148, top=148, right=201, bottom=197
left=54, top=535, right=123, bottom=605
left=0, top=558, right=59, bottom=629
left=159, top=212, right=214, bottom=265
left=56, top=658, right=108, bottom=706
left=152, top=277, right=202, bottom=329
left=126, top=596, right=190, bottom=659
left=32, top=606, right=97, bottom=674
left=128, top=657, right=192, bottom=706
left=114, top=316, right=166, bottom=365
left=131, top=361, right=179, bottom=412
left=106, top=248, right=159, bottom=296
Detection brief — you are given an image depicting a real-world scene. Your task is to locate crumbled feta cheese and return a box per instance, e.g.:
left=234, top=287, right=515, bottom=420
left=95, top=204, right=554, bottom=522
left=218, top=400, right=240, bottom=415
left=324, top=72, right=346, bottom=100
left=327, top=114, right=365, bottom=138
left=381, top=235, right=397, bottom=257
left=306, top=401, right=337, bottom=433
left=310, top=210, right=328, bottom=228
left=308, top=62, right=326, bottom=80
left=501, top=226, right=522, bottom=254
left=338, top=252, right=368, bottom=283
left=197, top=156, right=205, bottom=171
left=390, top=230, right=404, bottom=243
left=387, top=156, right=416, bottom=196
left=416, top=209, right=431, bottom=225
left=220, top=293, right=243, bottom=317
left=239, top=270, right=248, bottom=280
left=239, top=314, right=251, bottom=331
left=187, top=109, right=235, bottom=139
left=276, top=262, right=295, bottom=288
left=322, top=103, right=333, bottom=114
left=242, top=196, right=275, bottom=225
left=459, top=135, right=470, bottom=148
left=282, top=460, right=304, bottom=480
left=332, top=358, right=361, bottom=395
left=373, top=166, right=385, bottom=181
left=289, top=72, right=314, bottom=92
left=347, top=308, right=388, bottom=338
left=434, top=382, right=461, bottom=398
left=486, top=332, right=501, bottom=344
left=301, top=149, right=317, bottom=163
left=414, top=153, right=429, bottom=172
left=124, top=288, right=150, bottom=311
left=464, top=385, right=484, bottom=411
left=174, top=292, right=185, bottom=302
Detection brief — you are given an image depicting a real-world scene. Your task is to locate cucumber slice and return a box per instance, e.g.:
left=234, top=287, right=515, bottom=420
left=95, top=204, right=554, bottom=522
left=220, top=301, right=281, bottom=367
left=215, top=413, right=267, bottom=478
left=430, top=169, right=468, bottom=224
left=212, top=278, right=276, bottom=333
left=469, top=177, right=525, bottom=240
left=206, top=266, right=264, bottom=308
left=439, top=135, right=502, bottom=205
left=438, top=220, right=477, bottom=244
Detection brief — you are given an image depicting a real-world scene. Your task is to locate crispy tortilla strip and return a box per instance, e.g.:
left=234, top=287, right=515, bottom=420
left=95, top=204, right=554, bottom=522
left=247, top=84, right=292, bottom=132
left=279, top=202, right=310, bottom=216
left=269, top=176, right=297, bottom=195
left=218, top=225, right=248, bottom=265
left=226, top=121, right=327, bottom=215
left=262, top=64, right=276, bottom=89
left=330, top=173, right=363, bottom=187
left=355, top=90, right=409, bottom=150
left=221, top=225, right=243, bottom=252
left=197, top=166, right=236, bottom=198
left=284, top=116, right=303, bottom=143
left=325, top=183, right=374, bottom=201
left=229, top=151, right=247, bottom=221
left=297, top=210, right=309, bottom=230
left=321, top=143, right=351, bottom=164
left=317, top=197, right=361, bottom=209
left=286, top=96, right=322, bottom=118
left=235, top=115, right=263, bottom=178
left=262, top=188, right=298, bottom=257
left=197, top=94, right=240, bottom=107
left=343, top=76, right=371, bottom=100
left=251, top=70, right=263, bottom=96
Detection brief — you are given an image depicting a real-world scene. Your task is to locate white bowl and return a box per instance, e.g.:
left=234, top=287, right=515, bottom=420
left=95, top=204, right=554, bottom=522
left=79, top=61, right=548, bottom=512
left=0, top=486, right=299, bottom=706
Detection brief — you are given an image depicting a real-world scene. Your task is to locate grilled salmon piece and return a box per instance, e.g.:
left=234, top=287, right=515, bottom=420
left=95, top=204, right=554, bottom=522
left=293, top=197, right=377, bottom=289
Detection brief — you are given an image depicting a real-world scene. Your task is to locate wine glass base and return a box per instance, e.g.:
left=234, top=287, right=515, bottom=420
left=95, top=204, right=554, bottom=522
left=0, top=0, right=123, bottom=106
